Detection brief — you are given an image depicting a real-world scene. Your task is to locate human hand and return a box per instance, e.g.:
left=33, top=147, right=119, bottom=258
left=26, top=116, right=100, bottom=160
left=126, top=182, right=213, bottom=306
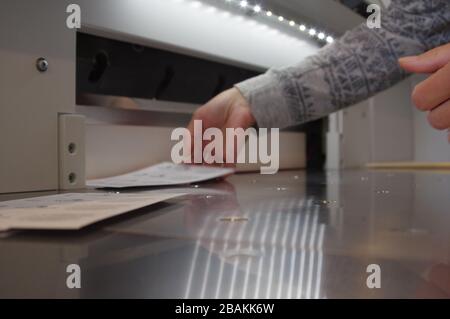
left=399, top=43, right=450, bottom=142
left=187, top=88, right=256, bottom=164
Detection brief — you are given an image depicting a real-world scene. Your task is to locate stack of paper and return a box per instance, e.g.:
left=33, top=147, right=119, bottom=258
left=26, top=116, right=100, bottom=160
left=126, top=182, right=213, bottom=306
left=0, top=163, right=233, bottom=232
left=0, top=192, right=183, bottom=231
left=87, top=162, right=234, bottom=188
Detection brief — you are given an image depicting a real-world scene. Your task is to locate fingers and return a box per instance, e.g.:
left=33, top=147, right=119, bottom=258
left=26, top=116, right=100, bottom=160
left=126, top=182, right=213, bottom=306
left=185, top=88, right=255, bottom=166
left=411, top=62, right=450, bottom=111
left=227, top=104, right=256, bottom=130
left=399, top=43, right=450, bottom=74
left=403, top=44, right=450, bottom=139
left=427, top=99, right=450, bottom=130
left=187, top=109, right=202, bottom=164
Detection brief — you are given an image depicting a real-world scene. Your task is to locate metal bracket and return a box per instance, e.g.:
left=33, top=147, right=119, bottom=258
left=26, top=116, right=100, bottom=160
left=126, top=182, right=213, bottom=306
left=58, top=114, right=86, bottom=190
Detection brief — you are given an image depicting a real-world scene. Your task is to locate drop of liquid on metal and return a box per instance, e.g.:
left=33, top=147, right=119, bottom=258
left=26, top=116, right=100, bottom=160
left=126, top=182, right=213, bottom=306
left=219, top=216, right=249, bottom=223
left=314, top=199, right=337, bottom=205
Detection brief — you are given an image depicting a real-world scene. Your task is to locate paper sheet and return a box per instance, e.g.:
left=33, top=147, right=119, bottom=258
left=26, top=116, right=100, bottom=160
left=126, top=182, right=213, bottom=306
left=87, top=162, right=234, bottom=189
left=0, top=192, right=183, bottom=231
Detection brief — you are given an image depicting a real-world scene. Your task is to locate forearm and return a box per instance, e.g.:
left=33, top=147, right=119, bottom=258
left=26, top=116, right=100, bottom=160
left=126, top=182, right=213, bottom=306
left=236, top=0, right=450, bottom=129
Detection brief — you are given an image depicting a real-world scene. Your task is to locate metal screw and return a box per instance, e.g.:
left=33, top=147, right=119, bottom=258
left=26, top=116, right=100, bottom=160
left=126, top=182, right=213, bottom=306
left=68, top=143, right=76, bottom=154
left=68, top=173, right=77, bottom=184
left=36, top=57, right=48, bottom=72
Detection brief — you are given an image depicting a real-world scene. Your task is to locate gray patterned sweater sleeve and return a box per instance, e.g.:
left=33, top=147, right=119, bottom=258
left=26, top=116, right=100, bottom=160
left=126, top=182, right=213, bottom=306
left=235, top=0, right=450, bottom=129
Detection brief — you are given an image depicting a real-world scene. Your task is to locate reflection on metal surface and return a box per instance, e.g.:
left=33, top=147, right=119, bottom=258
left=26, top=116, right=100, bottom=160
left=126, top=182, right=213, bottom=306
left=1, top=170, right=449, bottom=298
left=184, top=214, right=213, bottom=299
left=184, top=197, right=327, bottom=299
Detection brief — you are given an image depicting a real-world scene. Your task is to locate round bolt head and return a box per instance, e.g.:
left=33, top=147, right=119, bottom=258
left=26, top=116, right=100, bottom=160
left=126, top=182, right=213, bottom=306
left=36, top=57, right=48, bottom=72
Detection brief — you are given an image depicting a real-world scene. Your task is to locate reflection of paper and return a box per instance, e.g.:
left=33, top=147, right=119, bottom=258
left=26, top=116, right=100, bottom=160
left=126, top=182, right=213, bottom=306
left=87, top=162, right=234, bottom=189
left=0, top=192, right=183, bottom=231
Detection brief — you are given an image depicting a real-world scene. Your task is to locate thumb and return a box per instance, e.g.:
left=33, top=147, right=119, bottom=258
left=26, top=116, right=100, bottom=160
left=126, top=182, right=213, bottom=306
left=399, top=43, right=450, bottom=74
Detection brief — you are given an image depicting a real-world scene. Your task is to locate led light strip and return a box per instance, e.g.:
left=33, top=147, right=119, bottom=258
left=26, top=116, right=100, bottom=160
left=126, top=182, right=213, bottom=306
left=223, top=0, right=334, bottom=43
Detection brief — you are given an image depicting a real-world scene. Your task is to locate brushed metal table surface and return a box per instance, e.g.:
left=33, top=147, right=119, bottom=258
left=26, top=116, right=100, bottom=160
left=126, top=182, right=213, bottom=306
left=0, top=170, right=449, bottom=298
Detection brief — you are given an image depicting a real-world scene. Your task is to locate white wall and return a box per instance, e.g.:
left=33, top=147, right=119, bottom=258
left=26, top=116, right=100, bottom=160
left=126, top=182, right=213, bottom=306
left=328, top=75, right=449, bottom=169
left=327, top=79, right=415, bottom=168
left=369, top=79, right=415, bottom=163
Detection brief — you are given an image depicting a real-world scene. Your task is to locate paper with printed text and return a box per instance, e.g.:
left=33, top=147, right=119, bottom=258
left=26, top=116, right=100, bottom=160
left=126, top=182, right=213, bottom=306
left=0, top=192, right=183, bottom=231
left=87, top=162, right=234, bottom=188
